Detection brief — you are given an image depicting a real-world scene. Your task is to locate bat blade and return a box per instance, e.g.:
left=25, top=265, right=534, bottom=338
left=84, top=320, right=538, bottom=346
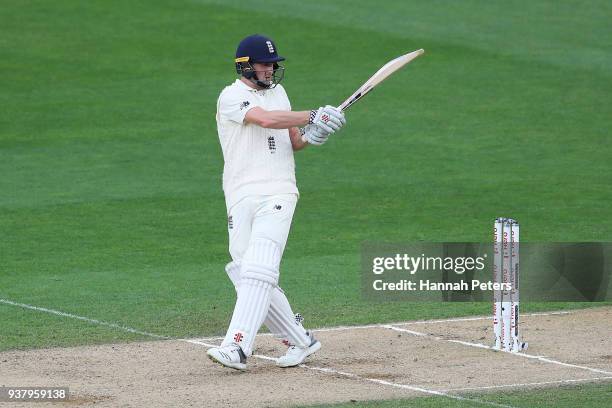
left=338, top=48, right=424, bottom=111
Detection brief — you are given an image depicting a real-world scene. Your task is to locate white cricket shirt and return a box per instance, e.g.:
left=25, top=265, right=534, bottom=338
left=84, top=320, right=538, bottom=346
left=216, top=79, right=298, bottom=211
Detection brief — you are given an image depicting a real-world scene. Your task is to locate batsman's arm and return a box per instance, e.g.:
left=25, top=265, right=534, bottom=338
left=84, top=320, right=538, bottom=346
left=289, top=127, right=308, bottom=151
left=245, top=107, right=310, bottom=129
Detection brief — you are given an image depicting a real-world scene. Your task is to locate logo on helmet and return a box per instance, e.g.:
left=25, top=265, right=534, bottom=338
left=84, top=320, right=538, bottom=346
left=266, top=40, right=274, bottom=54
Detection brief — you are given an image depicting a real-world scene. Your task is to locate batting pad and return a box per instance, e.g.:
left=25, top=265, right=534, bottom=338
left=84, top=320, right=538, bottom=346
left=222, top=238, right=280, bottom=356
left=267, top=288, right=311, bottom=347
left=240, top=238, right=281, bottom=284
left=225, top=261, right=241, bottom=289
left=225, top=261, right=310, bottom=347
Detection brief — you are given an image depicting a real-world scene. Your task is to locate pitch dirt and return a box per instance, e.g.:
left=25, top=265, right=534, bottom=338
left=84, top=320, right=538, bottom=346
left=1, top=307, right=611, bottom=407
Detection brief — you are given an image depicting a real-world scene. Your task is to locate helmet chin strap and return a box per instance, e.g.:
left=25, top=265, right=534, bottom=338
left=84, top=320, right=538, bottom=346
left=241, top=67, right=270, bottom=89
left=238, top=62, right=283, bottom=89
left=246, top=74, right=272, bottom=89
left=255, top=79, right=272, bottom=88
left=252, top=68, right=273, bottom=89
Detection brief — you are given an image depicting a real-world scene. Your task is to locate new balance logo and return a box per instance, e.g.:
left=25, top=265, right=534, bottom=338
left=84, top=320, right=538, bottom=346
left=239, top=101, right=250, bottom=110
left=274, top=205, right=282, bottom=210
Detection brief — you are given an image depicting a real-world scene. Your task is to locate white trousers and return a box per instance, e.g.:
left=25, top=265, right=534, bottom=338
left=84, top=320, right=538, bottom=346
left=228, top=194, right=297, bottom=261
left=222, top=194, right=310, bottom=355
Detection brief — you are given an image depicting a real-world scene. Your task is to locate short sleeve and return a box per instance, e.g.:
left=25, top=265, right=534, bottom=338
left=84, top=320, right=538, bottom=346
left=218, top=88, right=260, bottom=124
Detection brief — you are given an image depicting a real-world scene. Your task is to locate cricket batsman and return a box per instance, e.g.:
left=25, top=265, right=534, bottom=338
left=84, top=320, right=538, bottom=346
left=206, top=34, right=346, bottom=370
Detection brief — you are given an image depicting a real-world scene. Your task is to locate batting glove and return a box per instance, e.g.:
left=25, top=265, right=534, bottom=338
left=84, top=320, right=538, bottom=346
left=309, top=105, right=346, bottom=133
left=301, top=124, right=331, bottom=146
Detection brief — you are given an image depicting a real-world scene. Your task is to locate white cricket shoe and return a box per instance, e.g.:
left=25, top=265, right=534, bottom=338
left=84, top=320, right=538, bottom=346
left=276, top=332, right=321, bottom=368
left=207, top=343, right=247, bottom=370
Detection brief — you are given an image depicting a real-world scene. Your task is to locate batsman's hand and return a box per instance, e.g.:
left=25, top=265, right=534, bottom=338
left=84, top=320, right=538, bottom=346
left=309, top=105, right=346, bottom=133
left=301, top=124, right=331, bottom=146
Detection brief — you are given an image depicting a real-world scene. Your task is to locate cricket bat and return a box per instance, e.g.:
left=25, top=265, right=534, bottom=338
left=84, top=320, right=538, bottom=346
left=338, top=48, right=424, bottom=111
left=302, top=49, right=424, bottom=142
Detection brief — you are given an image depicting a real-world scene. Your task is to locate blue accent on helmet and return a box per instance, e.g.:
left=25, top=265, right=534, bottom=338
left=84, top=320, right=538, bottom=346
left=235, top=34, right=285, bottom=63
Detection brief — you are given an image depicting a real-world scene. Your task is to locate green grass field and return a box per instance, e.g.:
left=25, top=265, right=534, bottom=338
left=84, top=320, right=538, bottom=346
left=299, top=382, right=612, bottom=408
left=1, top=1, right=611, bottom=406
